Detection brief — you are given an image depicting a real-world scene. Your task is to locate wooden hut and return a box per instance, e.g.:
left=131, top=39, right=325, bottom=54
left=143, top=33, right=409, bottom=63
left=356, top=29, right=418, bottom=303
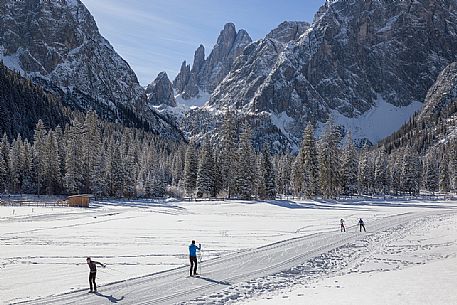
left=67, top=195, right=91, bottom=207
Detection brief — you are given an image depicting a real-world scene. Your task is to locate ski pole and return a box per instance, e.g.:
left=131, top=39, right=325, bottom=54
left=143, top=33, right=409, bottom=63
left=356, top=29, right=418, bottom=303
left=198, top=243, right=202, bottom=275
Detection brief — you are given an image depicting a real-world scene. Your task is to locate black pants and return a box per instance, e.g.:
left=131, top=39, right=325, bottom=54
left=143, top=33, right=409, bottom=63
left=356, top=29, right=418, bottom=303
left=360, top=224, right=366, bottom=232
left=190, top=256, right=198, bottom=276
left=89, top=272, right=97, bottom=291
left=341, top=224, right=346, bottom=232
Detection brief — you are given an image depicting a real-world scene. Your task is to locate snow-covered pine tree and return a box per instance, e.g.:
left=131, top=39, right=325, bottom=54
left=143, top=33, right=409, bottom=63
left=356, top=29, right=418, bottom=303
left=220, top=110, right=238, bottom=197
left=400, top=147, right=421, bottom=195
left=291, top=152, right=304, bottom=197
left=171, top=148, right=185, bottom=187
left=260, top=145, right=276, bottom=200
left=423, top=155, right=439, bottom=194
left=374, top=150, right=388, bottom=195
left=318, top=120, right=341, bottom=199
left=235, top=124, right=255, bottom=200
left=44, top=131, right=62, bottom=194
left=357, top=146, right=373, bottom=195
left=83, top=111, right=101, bottom=193
left=63, top=122, right=84, bottom=194
left=256, top=153, right=265, bottom=199
left=0, top=134, right=10, bottom=187
left=196, top=141, right=216, bottom=198
left=213, top=152, right=224, bottom=197
left=291, top=123, right=319, bottom=198
left=448, top=140, right=457, bottom=192
left=439, top=154, right=450, bottom=193
left=340, top=132, right=358, bottom=196
left=120, top=130, right=137, bottom=198
left=275, top=155, right=292, bottom=196
left=91, top=148, right=109, bottom=198
left=20, top=139, right=34, bottom=193
left=0, top=149, right=7, bottom=192
left=184, top=145, right=198, bottom=196
left=9, top=137, right=22, bottom=193
left=387, top=151, right=402, bottom=196
left=33, top=120, right=48, bottom=195
left=54, top=126, right=66, bottom=183
left=110, top=144, right=124, bottom=198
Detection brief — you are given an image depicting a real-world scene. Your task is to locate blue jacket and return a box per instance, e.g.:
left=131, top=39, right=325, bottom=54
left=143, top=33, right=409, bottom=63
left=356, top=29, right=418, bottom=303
left=189, top=244, right=200, bottom=257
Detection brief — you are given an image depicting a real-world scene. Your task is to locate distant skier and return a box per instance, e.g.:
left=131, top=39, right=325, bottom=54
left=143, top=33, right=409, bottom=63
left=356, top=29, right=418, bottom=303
left=340, top=218, right=346, bottom=232
left=189, top=240, right=201, bottom=276
left=358, top=218, right=366, bottom=232
left=86, top=257, right=106, bottom=293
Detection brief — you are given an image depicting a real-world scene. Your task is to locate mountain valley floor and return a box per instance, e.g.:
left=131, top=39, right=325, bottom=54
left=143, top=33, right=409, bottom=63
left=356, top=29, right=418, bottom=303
left=1, top=197, right=456, bottom=304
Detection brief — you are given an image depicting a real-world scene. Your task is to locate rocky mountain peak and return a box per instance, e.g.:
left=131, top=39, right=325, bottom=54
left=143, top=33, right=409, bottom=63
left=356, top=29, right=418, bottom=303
left=146, top=72, right=176, bottom=107
left=172, top=23, right=252, bottom=100
left=265, top=21, right=310, bottom=43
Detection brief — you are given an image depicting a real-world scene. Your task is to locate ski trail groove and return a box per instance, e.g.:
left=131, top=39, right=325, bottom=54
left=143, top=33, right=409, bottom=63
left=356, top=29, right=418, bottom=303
left=17, top=211, right=446, bottom=305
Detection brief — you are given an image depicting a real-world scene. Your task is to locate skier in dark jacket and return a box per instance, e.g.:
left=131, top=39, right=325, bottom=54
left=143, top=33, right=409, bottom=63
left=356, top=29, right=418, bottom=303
left=358, top=218, right=366, bottom=232
left=189, top=240, right=201, bottom=276
left=86, top=257, right=106, bottom=292
left=340, top=218, right=346, bottom=232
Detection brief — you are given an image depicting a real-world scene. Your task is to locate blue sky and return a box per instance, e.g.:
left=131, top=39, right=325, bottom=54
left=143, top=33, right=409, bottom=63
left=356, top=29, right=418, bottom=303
left=81, top=0, right=324, bottom=86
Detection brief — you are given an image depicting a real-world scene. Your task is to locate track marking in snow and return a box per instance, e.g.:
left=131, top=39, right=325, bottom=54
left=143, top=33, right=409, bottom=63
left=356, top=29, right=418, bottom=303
left=15, top=211, right=452, bottom=305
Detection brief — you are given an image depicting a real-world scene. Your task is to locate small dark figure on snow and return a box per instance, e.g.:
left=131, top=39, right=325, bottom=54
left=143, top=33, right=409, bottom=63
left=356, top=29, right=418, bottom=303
left=86, top=257, right=106, bottom=292
left=358, top=218, right=366, bottom=232
left=340, top=218, right=346, bottom=232
left=189, top=240, right=201, bottom=276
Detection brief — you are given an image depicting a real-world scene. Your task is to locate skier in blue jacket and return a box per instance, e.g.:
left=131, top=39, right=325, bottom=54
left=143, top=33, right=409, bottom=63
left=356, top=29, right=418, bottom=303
left=189, top=240, right=201, bottom=276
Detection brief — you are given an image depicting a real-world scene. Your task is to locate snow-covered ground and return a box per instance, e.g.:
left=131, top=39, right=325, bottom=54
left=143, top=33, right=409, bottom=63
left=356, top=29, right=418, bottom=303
left=240, top=211, right=457, bottom=305
left=1, top=198, right=456, bottom=304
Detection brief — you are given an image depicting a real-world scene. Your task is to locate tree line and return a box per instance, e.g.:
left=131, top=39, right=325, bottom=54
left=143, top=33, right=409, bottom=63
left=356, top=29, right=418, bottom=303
left=1, top=110, right=456, bottom=199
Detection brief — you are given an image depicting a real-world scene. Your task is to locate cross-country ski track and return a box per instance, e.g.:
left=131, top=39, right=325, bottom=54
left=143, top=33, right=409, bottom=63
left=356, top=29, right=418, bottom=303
left=16, top=210, right=453, bottom=305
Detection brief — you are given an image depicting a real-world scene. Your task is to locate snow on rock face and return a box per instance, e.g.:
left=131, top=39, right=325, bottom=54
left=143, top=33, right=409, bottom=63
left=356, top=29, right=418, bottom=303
left=0, top=0, right=184, bottom=141
left=420, top=62, right=457, bottom=122
left=206, top=0, right=457, bottom=148
left=0, top=0, right=143, bottom=105
left=172, top=23, right=252, bottom=100
left=146, top=72, right=176, bottom=107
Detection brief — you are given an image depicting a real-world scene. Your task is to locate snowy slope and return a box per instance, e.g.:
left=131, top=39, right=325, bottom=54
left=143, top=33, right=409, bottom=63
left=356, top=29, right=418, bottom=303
left=3, top=198, right=456, bottom=305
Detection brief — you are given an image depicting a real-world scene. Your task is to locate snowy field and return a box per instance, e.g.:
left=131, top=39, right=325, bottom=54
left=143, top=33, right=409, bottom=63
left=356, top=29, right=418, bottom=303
left=0, top=198, right=456, bottom=304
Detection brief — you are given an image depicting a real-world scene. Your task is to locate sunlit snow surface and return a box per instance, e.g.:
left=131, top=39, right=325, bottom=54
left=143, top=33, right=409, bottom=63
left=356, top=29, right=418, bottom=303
left=1, top=197, right=456, bottom=304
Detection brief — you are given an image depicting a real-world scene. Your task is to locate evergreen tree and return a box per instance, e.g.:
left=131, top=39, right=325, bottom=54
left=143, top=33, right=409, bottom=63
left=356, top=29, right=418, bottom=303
left=291, top=123, right=319, bottom=198
left=196, top=142, right=216, bottom=197
left=358, top=146, right=373, bottom=195
left=44, top=131, right=61, bottom=194
left=0, top=134, right=11, bottom=187
left=400, top=148, right=421, bottom=195
left=110, top=145, right=124, bottom=197
left=183, top=145, right=198, bottom=196
left=439, top=154, right=450, bottom=193
left=21, top=139, right=34, bottom=193
left=219, top=110, right=238, bottom=197
left=9, top=138, right=22, bottom=193
left=423, top=155, right=439, bottom=194
left=388, top=152, right=402, bottom=196
left=33, top=120, right=47, bottom=195
left=0, top=150, right=7, bottom=192
left=340, top=132, right=358, bottom=196
left=276, top=155, right=292, bottom=196
left=448, top=141, right=457, bottom=192
left=259, top=145, right=276, bottom=200
left=235, top=124, right=256, bottom=200
left=374, top=150, right=388, bottom=194
left=318, top=121, right=341, bottom=199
